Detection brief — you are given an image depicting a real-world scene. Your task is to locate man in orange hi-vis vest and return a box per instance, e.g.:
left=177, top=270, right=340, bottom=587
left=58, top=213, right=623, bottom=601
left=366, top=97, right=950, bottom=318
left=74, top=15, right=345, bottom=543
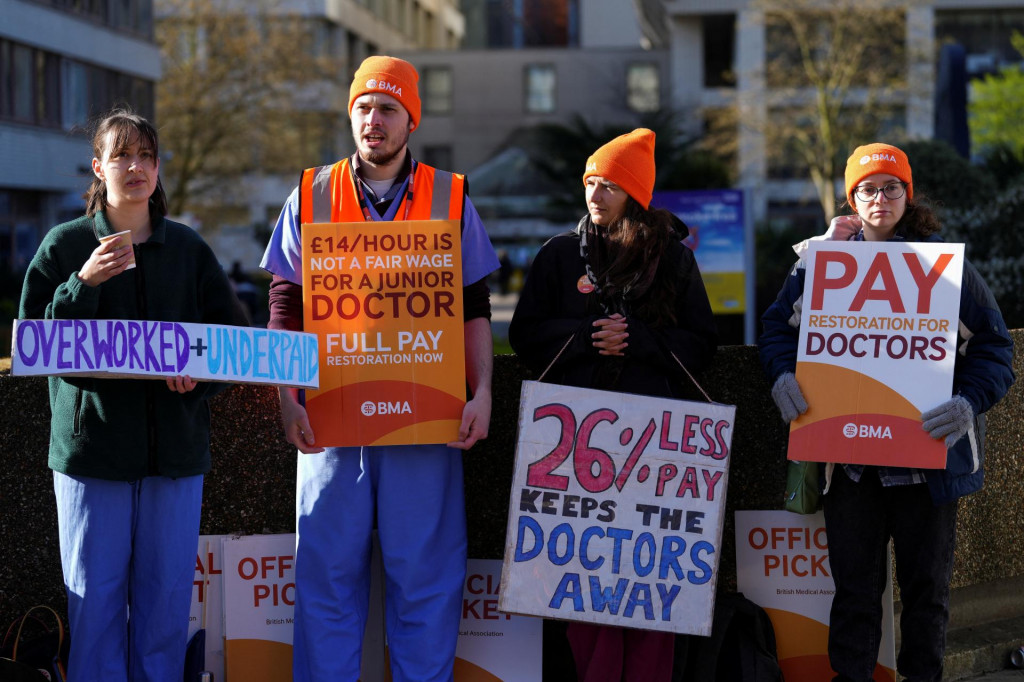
left=260, top=56, right=499, bottom=681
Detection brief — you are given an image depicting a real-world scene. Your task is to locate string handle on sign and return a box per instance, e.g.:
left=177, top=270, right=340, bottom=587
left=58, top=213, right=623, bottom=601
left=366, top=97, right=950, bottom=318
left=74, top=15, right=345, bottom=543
left=670, top=351, right=713, bottom=403
left=536, top=334, right=714, bottom=404
left=537, top=333, right=576, bottom=382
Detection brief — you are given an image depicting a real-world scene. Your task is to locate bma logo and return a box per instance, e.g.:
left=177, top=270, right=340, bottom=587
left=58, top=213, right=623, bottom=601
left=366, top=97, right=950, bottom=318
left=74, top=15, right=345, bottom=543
left=859, top=153, right=896, bottom=165
left=842, top=422, right=894, bottom=439
left=366, top=78, right=402, bottom=97
left=585, top=161, right=597, bottom=173
left=360, top=400, right=412, bottom=417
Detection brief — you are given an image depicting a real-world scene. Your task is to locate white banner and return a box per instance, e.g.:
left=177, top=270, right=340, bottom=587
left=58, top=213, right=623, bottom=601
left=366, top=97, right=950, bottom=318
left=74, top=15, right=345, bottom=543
left=11, top=319, right=319, bottom=388
left=500, top=381, right=735, bottom=636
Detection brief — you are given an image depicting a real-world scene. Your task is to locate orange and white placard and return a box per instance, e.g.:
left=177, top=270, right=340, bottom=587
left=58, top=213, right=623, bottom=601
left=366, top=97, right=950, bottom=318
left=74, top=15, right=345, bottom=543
left=222, top=534, right=296, bottom=681
left=791, top=241, right=964, bottom=468
left=736, top=510, right=896, bottom=682
left=302, top=220, right=465, bottom=447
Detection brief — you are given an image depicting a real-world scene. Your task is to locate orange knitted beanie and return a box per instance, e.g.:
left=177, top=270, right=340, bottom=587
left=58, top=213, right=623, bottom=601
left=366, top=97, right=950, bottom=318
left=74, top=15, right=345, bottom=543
left=348, top=56, right=421, bottom=130
left=844, top=143, right=913, bottom=204
left=583, top=128, right=657, bottom=209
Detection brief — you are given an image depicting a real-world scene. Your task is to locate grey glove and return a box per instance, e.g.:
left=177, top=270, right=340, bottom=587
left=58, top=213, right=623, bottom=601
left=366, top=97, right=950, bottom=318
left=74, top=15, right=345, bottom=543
left=921, top=395, right=974, bottom=448
left=771, top=372, right=808, bottom=423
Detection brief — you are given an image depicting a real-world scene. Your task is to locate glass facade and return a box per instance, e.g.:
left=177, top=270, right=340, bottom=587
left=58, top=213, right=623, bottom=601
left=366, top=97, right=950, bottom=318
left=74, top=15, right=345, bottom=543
left=0, top=38, right=155, bottom=130
left=23, top=0, right=154, bottom=39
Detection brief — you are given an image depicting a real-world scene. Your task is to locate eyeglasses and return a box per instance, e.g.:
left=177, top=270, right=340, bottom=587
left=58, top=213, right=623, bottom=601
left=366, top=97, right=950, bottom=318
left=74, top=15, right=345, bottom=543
left=853, top=181, right=907, bottom=202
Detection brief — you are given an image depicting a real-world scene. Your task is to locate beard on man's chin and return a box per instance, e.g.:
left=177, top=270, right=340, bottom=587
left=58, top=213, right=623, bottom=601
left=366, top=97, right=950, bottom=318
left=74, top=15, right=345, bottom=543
left=362, top=147, right=404, bottom=166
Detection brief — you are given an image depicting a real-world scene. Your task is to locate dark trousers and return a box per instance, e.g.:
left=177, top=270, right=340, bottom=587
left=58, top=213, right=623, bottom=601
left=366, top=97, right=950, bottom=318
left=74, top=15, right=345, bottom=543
left=823, top=468, right=958, bottom=682
left=567, top=622, right=675, bottom=682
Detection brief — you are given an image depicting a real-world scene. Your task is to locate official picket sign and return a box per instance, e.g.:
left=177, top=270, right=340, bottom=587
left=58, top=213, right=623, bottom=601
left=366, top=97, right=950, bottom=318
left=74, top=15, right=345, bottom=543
left=735, top=511, right=896, bottom=681
left=222, top=534, right=296, bottom=682
left=11, top=318, right=319, bottom=388
left=301, top=219, right=466, bottom=447
left=500, top=381, right=735, bottom=636
left=455, top=559, right=542, bottom=681
left=791, top=241, right=964, bottom=468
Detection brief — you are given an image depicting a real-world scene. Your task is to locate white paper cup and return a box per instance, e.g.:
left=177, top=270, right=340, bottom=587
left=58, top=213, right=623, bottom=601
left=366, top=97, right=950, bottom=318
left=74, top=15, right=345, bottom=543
left=99, top=230, right=136, bottom=270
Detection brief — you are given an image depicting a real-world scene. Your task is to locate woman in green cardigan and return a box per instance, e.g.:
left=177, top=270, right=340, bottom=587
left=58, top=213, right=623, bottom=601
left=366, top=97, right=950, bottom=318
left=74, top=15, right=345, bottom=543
left=18, top=108, right=246, bottom=681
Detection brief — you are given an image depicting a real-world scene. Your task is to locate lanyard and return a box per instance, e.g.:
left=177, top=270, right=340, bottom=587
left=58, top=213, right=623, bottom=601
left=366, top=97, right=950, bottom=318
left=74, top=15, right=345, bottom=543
left=350, top=159, right=417, bottom=222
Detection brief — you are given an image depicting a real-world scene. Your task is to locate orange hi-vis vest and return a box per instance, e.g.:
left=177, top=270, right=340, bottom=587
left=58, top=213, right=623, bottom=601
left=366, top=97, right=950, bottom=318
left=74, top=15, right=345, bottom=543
left=298, top=157, right=465, bottom=225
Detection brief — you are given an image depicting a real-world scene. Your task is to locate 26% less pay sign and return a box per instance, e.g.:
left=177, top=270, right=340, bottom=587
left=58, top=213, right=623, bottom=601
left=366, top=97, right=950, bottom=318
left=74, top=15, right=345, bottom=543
left=500, top=381, right=735, bottom=636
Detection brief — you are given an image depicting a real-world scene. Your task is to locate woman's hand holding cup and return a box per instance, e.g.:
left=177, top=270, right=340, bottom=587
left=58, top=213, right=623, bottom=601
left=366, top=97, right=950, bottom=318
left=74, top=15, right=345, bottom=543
left=79, top=231, right=135, bottom=286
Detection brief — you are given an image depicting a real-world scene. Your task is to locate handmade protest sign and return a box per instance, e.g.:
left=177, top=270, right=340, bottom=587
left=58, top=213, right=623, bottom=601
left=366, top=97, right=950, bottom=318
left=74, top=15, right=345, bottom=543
left=500, top=381, right=735, bottom=636
left=301, top=220, right=465, bottom=447
left=11, top=319, right=318, bottom=388
left=790, top=241, right=964, bottom=469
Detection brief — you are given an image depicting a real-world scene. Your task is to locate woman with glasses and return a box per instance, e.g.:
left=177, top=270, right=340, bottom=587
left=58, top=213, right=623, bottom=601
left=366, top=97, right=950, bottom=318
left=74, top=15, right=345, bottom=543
left=758, top=143, right=1014, bottom=681
left=510, top=129, right=718, bottom=681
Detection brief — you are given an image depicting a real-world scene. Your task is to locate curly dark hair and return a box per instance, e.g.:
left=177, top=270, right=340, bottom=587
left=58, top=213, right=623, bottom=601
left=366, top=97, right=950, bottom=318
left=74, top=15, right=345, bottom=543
left=895, top=197, right=942, bottom=239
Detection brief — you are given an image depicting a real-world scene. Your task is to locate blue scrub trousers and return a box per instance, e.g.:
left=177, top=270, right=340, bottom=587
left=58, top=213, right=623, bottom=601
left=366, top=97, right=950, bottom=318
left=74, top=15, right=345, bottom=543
left=292, top=444, right=467, bottom=682
left=53, top=472, right=203, bottom=682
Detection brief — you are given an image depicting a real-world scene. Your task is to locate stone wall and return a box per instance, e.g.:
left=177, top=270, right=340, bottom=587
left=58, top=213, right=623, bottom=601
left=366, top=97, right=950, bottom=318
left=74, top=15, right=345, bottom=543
left=3, top=335, right=1023, bottom=630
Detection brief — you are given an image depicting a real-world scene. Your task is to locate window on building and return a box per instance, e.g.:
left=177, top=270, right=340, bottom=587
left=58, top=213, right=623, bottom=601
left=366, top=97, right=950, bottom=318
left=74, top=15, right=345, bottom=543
left=310, top=18, right=338, bottom=58
left=524, top=64, right=556, bottom=113
left=1, top=39, right=62, bottom=127
left=27, top=0, right=153, bottom=38
left=422, top=145, right=453, bottom=171
left=627, top=63, right=660, bottom=113
left=60, top=60, right=90, bottom=130
left=424, top=9, right=436, bottom=48
left=2, top=37, right=153, bottom=130
left=703, top=14, right=736, bottom=87
left=36, top=51, right=61, bottom=127
left=12, top=43, right=35, bottom=122
left=936, top=8, right=1024, bottom=78
left=422, top=66, right=453, bottom=115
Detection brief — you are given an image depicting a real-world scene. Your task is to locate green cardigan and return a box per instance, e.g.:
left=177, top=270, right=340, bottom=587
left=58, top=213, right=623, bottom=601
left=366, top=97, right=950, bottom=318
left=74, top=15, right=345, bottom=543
left=18, top=211, right=248, bottom=480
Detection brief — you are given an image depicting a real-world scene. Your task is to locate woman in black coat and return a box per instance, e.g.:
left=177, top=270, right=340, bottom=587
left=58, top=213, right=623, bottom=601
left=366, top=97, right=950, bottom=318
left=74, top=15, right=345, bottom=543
left=510, top=128, right=718, bottom=682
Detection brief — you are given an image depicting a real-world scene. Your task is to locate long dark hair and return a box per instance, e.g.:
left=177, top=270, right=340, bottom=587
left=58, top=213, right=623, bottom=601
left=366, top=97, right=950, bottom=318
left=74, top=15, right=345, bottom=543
left=84, top=107, right=168, bottom=220
left=585, top=199, right=680, bottom=327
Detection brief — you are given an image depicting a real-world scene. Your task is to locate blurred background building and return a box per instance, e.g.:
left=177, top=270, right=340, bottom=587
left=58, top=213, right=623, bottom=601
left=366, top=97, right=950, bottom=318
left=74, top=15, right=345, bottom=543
left=1, top=0, right=159, bottom=274
left=4, top=0, right=1024, bottom=347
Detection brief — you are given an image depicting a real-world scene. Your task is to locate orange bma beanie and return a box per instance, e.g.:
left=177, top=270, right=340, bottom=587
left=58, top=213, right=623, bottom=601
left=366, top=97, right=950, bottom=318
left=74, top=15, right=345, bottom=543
left=583, top=128, right=657, bottom=209
left=844, top=143, right=913, bottom=204
left=348, top=56, right=421, bottom=130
